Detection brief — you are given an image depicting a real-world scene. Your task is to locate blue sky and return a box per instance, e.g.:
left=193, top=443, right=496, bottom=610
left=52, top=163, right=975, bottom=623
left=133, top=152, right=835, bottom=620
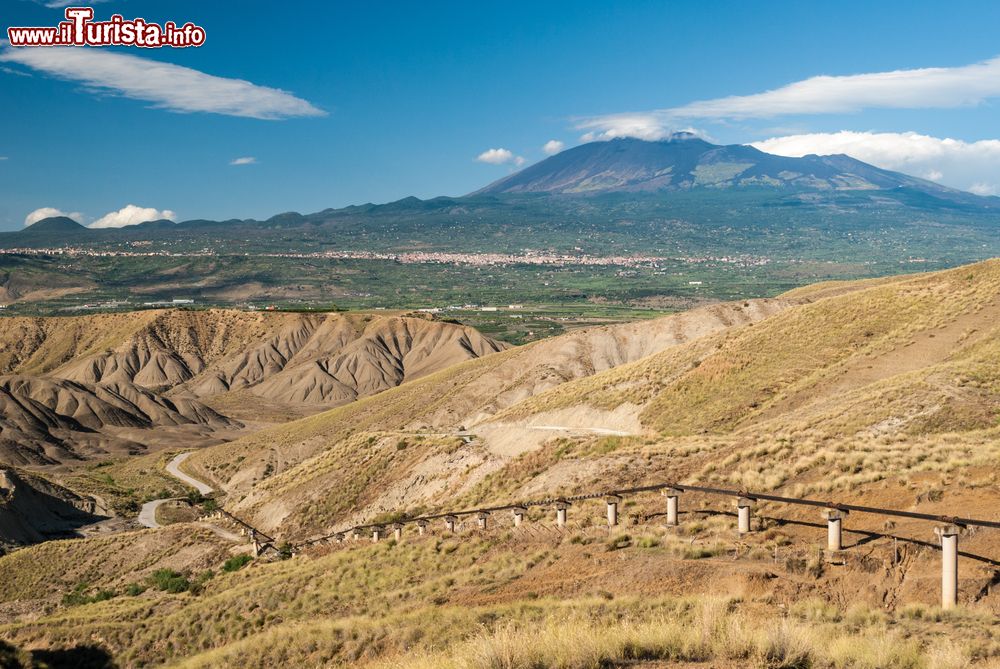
left=3, top=0, right=1000, bottom=230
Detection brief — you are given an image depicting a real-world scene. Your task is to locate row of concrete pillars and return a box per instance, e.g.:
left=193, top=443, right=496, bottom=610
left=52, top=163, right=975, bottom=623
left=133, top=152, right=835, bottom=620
left=330, top=491, right=964, bottom=610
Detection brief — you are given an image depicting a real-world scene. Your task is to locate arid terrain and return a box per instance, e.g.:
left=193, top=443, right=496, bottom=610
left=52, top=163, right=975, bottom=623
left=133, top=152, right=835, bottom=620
left=2, top=260, right=1000, bottom=667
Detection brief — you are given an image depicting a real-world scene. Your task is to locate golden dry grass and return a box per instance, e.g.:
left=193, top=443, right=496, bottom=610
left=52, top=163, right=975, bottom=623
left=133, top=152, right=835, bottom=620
left=6, top=526, right=1000, bottom=669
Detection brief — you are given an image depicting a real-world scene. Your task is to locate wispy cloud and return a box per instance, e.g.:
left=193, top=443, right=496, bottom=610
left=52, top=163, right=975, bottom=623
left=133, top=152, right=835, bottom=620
left=24, top=207, right=86, bottom=226
left=753, top=130, right=1000, bottom=197
left=0, top=157, right=7, bottom=161
left=90, top=204, right=176, bottom=229
left=0, top=46, right=325, bottom=120
left=476, top=147, right=525, bottom=166
left=542, top=140, right=565, bottom=155
left=39, top=0, right=112, bottom=7
left=1, top=66, right=32, bottom=78
left=230, top=156, right=257, bottom=166
left=578, top=55, right=1000, bottom=139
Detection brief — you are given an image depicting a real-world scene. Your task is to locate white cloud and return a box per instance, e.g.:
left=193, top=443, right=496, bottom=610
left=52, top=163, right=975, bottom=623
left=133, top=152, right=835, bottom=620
left=577, top=55, right=1000, bottom=139
left=89, top=205, right=177, bottom=229
left=476, top=147, right=524, bottom=166
left=752, top=131, right=1000, bottom=196
left=24, top=207, right=85, bottom=227
left=969, top=183, right=998, bottom=196
left=542, top=140, right=565, bottom=155
left=578, top=114, right=675, bottom=141
left=230, top=156, right=257, bottom=166
left=0, top=156, right=7, bottom=161
left=0, top=46, right=324, bottom=120
left=1, top=66, right=32, bottom=78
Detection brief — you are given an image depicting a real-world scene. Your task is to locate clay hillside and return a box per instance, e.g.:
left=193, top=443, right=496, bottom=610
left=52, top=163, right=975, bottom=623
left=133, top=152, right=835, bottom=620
left=0, top=309, right=507, bottom=466
left=2, top=261, right=1000, bottom=668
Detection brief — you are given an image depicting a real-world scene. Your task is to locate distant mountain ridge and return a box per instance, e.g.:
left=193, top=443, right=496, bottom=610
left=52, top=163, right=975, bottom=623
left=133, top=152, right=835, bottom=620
left=474, top=135, right=980, bottom=201
left=14, top=137, right=998, bottom=243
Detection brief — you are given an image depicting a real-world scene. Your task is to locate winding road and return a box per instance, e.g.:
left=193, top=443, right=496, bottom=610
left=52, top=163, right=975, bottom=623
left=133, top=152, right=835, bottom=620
left=137, top=452, right=214, bottom=528
left=166, top=452, right=214, bottom=495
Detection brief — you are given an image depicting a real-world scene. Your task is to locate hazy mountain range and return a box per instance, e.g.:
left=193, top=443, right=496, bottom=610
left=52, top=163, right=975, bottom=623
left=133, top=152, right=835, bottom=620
left=8, top=135, right=1000, bottom=246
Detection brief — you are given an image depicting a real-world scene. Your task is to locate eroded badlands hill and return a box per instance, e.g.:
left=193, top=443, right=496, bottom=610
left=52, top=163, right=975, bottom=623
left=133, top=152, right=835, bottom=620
left=0, top=310, right=508, bottom=467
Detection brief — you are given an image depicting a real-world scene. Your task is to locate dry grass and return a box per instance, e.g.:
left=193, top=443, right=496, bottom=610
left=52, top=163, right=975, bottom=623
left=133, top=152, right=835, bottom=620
left=4, top=506, right=1000, bottom=667
left=170, top=596, right=1000, bottom=669
left=60, top=450, right=191, bottom=515
left=496, top=259, right=1000, bottom=437
left=0, top=525, right=233, bottom=604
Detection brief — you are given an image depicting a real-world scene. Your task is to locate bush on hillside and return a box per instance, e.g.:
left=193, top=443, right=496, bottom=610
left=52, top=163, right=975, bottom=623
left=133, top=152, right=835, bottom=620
left=148, top=569, right=191, bottom=593
left=222, top=555, right=253, bottom=572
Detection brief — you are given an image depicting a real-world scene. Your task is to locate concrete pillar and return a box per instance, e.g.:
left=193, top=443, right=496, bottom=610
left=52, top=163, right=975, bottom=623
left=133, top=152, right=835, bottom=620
left=417, top=519, right=428, bottom=536
left=334, top=533, right=344, bottom=544
left=372, top=527, right=381, bottom=543
left=606, top=495, right=622, bottom=527
left=664, top=488, right=681, bottom=526
left=935, top=524, right=961, bottom=610
left=393, top=523, right=403, bottom=542
left=477, top=511, right=489, bottom=530
left=349, top=529, right=359, bottom=541
left=736, top=497, right=754, bottom=534
left=512, top=506, right=526, bottom=527
left=249, top=530, right=259, bottom=556
left=555, top=501, right=569, bottom=528
left=822, top=509, right=849, bottom=552
left=444, top=515, right=457, bottom=533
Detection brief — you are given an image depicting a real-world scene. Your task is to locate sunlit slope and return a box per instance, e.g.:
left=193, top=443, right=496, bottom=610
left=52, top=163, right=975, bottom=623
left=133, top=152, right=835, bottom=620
left=0, top=309, right=506, bottom=407
left=0, top=309, right=508, bottom=466
left=198, top=260, right=1000, bottom=540
left=4, top=512, right=1000, bottom=668
left=496, top=259, right=1000, bottom=437
left=186, top=299, right=790, bottom=531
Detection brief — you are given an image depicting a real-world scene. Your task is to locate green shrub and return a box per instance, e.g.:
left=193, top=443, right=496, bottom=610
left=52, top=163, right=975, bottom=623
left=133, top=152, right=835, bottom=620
left=61, top=582, right=116, bottom=607
left=125, top=583, right=146, bottom=597
left=222, top=555, right=254, bottom=572
left=148, top=568, right=191, bottom=593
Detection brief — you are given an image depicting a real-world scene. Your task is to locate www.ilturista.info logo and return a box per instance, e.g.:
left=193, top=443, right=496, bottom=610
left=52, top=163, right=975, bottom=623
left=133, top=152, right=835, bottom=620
left=7, top=7, right=206, bottom=48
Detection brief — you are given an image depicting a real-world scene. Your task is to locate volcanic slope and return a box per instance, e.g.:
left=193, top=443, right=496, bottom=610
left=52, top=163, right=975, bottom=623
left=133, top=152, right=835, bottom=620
left=186, top=260, right=1000, bottom=541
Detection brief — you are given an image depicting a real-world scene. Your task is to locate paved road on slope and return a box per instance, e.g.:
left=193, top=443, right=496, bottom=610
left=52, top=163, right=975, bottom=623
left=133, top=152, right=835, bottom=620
left=166, top=452, right=214, bottom=495
left=137, top=498, right=174, bottom=528
left=137, top=452, right=215, bottom=528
